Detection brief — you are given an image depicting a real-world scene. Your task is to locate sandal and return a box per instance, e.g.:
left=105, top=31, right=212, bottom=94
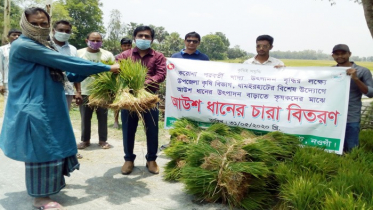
left=33, top=201, right=64, bottom=210
left=76, top=153, right=83, bottom=159
left=99, top=141, right=111, bottom=149
left=77, top=141, right=90, bottom=150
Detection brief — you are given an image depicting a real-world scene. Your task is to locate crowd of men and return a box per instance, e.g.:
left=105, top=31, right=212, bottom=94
left=0, top=6, right=372, bottom=210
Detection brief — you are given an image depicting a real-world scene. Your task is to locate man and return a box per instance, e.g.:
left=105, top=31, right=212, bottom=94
left=243, top=35, right=284, bottom=67
left=0, top=7, right=119, bottom=209
left=332, top=44, right=373, bottom=152
left=171, top=31, right=209, bottom=60
left=116, top=26, right=166, bottom=175
left=75, top=32, right=115, bottom=150
left=113, top=37, right=133, bottom=129
left=0, top=29, right=22, bottom=113
left=51, top=20, right=77, bottom=110
left=120, top=37, right=132, bottom=52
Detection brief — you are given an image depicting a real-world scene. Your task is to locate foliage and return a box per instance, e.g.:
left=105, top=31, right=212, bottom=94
left=199, top=34, right=228, bottom=60
left=214, top=32, right=230, bottom=48
left=227, top=45, right=247, bottom=59
left=156, top=32, right=184, bottom=57
left=103, top=9, right=126, bottom=55
left=62, top=0, right=105, bottom=49
left=0, top=0, right=23, bottom=45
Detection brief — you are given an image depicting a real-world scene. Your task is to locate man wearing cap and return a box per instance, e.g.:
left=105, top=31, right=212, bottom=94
left=243, top=35, right=284, bottom=68
left=332, top=44, right=373, bottom=152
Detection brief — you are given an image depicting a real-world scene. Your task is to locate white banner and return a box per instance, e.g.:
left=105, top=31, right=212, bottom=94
left=164, top=58, right=350, bottom=154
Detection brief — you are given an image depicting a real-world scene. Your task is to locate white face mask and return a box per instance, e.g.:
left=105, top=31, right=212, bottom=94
left=54, top=31, right=71, bottom=42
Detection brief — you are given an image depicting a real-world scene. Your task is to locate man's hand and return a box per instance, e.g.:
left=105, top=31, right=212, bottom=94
left=75, top=93, right=83, bottom=105
left=110, top=64, right=120, bottom=74
left=0, top=86, right=5, bottom=95
left=274, top=65, right=286, bottom=69
left=346, top=68, right=358, bottom=80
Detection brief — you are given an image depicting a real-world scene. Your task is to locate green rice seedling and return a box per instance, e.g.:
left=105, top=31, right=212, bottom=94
left=88, top=72, right=118, bottom=107
left=323, top=189, right=370, bottom=210
left=240, top=191, right=272, bottom=210
left=288, top=146, right=341, bottom=179
left=329, top=158, right=373, bottom=205
left=277, top=174, right=328, bottom=210
left=359, top=129, right=373, bottom=151
left=206, top=123, right=231, bottom=136
left=181, top=139, right=272, bottom=209
left=345, top=147, right=373, bottom=174
left=163, top=159, right=184, bottom=181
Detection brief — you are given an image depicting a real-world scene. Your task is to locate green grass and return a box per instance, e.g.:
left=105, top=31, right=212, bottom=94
left=220, top=58, right=373, bottom=71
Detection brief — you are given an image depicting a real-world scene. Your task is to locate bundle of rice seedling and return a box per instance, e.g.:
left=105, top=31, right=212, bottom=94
left=109, top=58, right=159, bottom=112
left=87, top=58, right=160, bottom=112
left=87, top=59, right=118, bottom=108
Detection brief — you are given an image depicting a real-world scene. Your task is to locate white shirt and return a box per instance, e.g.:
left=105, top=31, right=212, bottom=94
left=77, top=48, right=115, bottom=95
left=0, top=44, right=11, bottom=85
left=243, top=56, right=284, bottom=66
left=54, top=41, right=78, bottom=95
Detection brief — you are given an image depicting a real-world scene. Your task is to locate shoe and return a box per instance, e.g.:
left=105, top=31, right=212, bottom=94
left=121, top=161, right=134, bottom=175
left=146, top=161, right=159, bottom=174
left=77, top=141, right=90, bottom=150
left=33, top=201, right=64, bottom=210
left=98, top=141, right=111, bottom=149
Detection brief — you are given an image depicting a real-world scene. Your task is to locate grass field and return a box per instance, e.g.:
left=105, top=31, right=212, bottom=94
left=221, top=58, right=373, bottom=71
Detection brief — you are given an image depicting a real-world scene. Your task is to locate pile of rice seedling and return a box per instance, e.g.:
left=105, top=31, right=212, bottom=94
left=87, top=58, right=159, bottom=112
left=164, top=119, right=373, bottom=209
left=163, top=118, right=300, bottom=210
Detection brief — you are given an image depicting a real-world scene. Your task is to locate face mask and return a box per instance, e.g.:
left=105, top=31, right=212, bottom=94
left=54, top=31, right=71, bottom=42
left=87, top=41, right=102, bottom=50
left=135, top=39, right=151, bottom=50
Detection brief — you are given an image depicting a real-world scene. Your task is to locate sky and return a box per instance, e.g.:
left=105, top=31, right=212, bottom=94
left=100, top=0, right=373, bottom=57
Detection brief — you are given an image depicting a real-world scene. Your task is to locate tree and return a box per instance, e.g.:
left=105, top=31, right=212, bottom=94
left=125, top=22, right=142, bottom=39
left=103, top=9, right=126, bottom=55
left=227, top=45, right=247, bottom=59
left=215, top=32, right=230, bottom=48
left=150, top=25, right=169, bottom=44
left=63, top=0, right=105, bottom=49
left=199, top=34, right=227, bottom=60
left=157, top=32, right=183, bottom=57
left=1, top=0, right=22, bottom=44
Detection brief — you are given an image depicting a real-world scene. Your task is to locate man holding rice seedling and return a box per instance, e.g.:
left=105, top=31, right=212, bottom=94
left=243, top=34, right=284, bottom=68
left=0, top=29, right=22, bottom=116
left=332, top=44, right=373, bottom=152
left=51, top=20, right=77, bottom=111
left=116, top=26, right=166, bottom=175
left=171, top=31, right=209, bottom=60
left=75, top=32, right=115, bottom=150
left=0, top=7, right=120, bottom=209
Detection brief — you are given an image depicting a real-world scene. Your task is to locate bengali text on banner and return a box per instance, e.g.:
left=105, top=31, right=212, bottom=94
left=164, top=58, right=350, bottom=154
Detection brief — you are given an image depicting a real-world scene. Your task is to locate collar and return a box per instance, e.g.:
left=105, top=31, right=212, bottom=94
left=133, top=47, right=155, bottom=56
left=181, top=49, right=200, bottom=55
left=254, top=55, right=273, bottom=64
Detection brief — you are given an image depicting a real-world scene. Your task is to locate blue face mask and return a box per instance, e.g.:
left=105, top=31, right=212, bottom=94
left=135, top=39, right=151, bottom=50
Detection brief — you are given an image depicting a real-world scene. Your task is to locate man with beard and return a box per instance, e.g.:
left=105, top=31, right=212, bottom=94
left=0, top=7, right=119, bottom=209
left=332, top=44, right=373, bottom=152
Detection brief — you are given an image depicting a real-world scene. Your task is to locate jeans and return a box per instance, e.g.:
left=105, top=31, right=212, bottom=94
left=79, top=95, right=108, bottom=142
left=121, top=108, right=159, bottom=161
left=344, top=122, right=360, bottom=152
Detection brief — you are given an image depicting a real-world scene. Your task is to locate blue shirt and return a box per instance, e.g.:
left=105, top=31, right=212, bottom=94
left=0, top=35, right=111, bottom=162
left=171, top=49, right=209, bottom=61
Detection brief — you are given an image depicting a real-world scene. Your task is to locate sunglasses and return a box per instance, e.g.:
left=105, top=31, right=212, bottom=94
left=186, top=40, right=199, bottom=44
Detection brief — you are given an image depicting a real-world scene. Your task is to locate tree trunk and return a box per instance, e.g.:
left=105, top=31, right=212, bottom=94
left=362, top=0, right=373, bottom=39
left=2, top=0, right=11, bottom=44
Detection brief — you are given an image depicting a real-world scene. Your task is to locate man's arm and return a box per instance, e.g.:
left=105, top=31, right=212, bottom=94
left=74, top=82, right=83, bottom=105
left=348, top=68, right=373, bottom=97
left=146, top=54, right=167, bottom=84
